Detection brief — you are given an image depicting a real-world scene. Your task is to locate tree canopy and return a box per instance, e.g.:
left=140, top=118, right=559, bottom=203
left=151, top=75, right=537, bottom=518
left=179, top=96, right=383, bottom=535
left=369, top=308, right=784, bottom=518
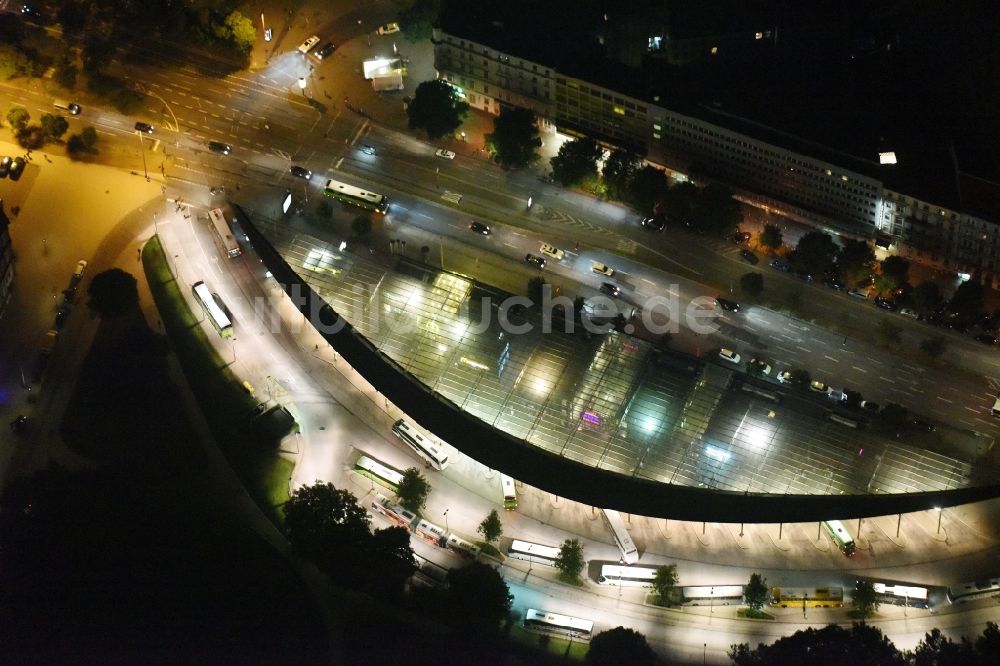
left=550, top=137, right=603, bottom=187
left=484, top=106, right=541, bottom=169
left=852, top=579, right=880, bottom=621
left=397, top=467, right=431, bottom=514
left=602, top=149, right=642, bottom=201
left=759, top=223, right=783, bottom=251
left=586, top=626, right=656, bottom=666
left=791, top=231, right=838, bottom=274
left=398, top=0, right=440, bottom=42
left=911, top=281, right=942, bottom=312
left=87, top=268, right=139, bottom=319
left=407, top=79, right=469, bottom=140
left=627, top=164, right=670, bottom=214
left=744, top=572, right=769, bottom=612
left=444, top=562, right=513, bottom=634
left=731, top=623, right=905, bottom=666
left=477, top=509, right=503, bottom=543
left=692, top=183, right=742, bottom=236
left=282, top=482, right=371, bottom=560
left=949, top=280, right=984, bottom=317
left=554, top=538, right=585, bottom=584
left=651, top=564, right=678, bottom=606
left=838, top=239, right=876, bottom=277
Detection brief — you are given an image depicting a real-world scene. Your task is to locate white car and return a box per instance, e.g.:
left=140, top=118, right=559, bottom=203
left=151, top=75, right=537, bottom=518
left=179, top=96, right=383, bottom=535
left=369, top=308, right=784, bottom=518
left=539, top=243, right=565, bottom=260
left=748, top=358, right=772, bottom=375
left=591, top=262, right=614, bottom=276
left=776, top=370, right=794, bottom=384
left=810, top=380, right=831, bottom=394
left=899, top=308, right=919, bottom=319
left=719, top=348, right=741, bottom=364
left=434, top=149, right=456, bottom=160
left=297, top=35, right=321, bottom=54
left=73, top=259, right=88, bottom=280
left=377, top=22, right=400, bottom=35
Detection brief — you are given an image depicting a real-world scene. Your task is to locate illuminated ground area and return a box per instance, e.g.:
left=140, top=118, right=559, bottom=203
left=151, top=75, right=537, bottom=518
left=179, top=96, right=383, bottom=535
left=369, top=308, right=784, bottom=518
left=258, top=218, right=999, bottom=496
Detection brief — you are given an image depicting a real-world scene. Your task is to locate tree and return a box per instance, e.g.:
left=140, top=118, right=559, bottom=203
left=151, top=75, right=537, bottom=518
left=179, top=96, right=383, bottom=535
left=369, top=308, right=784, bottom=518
left=6, top=106, right=29, bottom=130
left=15, top=125, right=45, bottom=149
left=398, top=0, right=440, bottom=42
left=554, top=538, right=585, bottom=585
left=693, top=183, right=743, bottom=236
left=880, top=255, right=910, bottom=289
left=282, top=482, right=371, bottom=560
left=920, top=335, right=946, bottom=359
left=912, top=628, right=970, bottom=665
left=852, top=579, right=880, bottom=622
left=586, top=626, right=656, bottom=666
left=627, top=164, right=670, bottom=214
left=82, top=34, right=116, bottom=74
left=484, top=106, right=541, bottom=170
left=0, top=43, right=31, bottom=80
left=651, top=564, right=678, bottom=606
left=406, top=79, right=469, bottom=140
left=54, top=59, right=78, bottom=89
left=744, top=573, right=769, bottom=612
left=731, top=624, right=904, bottom=665
left=40, top=114, right=69, bottom=141
left=396, top=467, right=431, bottom=513
left=66, top=134, right=87, bottom=155
left=550, top=137, right=603, bottom=187
left=477, top=509, right=503, bottom=543
left=660, top=180, right=698, bottom=223
left=791, top=231, right=839, bottom=274
left=838, top=239, right=875, bottom=278
left=86, top=268, right=139, bottom=319
left=911, top=281, right=942, bottom=312
left=364, top=526, right=417, bottom=599
left=602, top=149, right=641, bottom=201
left=81, top=126, right=99, bottom=149
left=444, top=562, right=513, bottom=634
left=949, top=280, right=984, bottom=317
left=350, top=215, right=372, bottom=238
left=740, top=272, right=764, bottom=298
left=876, top=319, right=903, bottom=346
left=222, top=11, right=256, bottom=53
left=315, top=200, right=333, bottom=222
left=759, top=223, right=783, bottom=252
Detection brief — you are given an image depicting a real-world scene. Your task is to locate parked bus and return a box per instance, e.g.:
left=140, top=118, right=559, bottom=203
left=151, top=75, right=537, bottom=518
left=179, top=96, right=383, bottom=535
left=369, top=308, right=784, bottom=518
left=947, top=577, right=1000, bottom=604
left=823, top=520, right=856, bottom=557
left=597, top=564, right=657, bottom=587
left=391, top=419, right=449, bottom=471
left=524, top=609, right=593, bottom=639
left=602, top=508, right=639, bottom=564
left=354, top=454, right=405, bottom=493
left=681, top=585, right=746, bottom=606
left=371, top=494, right=418, bottom=531
left=192, top=281, right=234, bottom=339
left=323, top=178, right=389, bottom=214
left=208, top=207, right=241, bottom=258
left=771, top=587, right=844, bottom=608
left=413, top=518, right=447, bottom=548
left=508, top=539, right=560, bottom=566
left=868, top=581, right=930, bottom=608
left=500, top=474, right=517, bottom=510
left=444, top=533, right=480, bottom=560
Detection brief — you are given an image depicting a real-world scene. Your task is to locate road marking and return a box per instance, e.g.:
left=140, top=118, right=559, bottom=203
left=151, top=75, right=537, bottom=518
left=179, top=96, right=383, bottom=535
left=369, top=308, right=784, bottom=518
left=882, top=377, right=896, bottom=384
left=335, top=157, right=343, bottom=169
left=851, top=366, right=867, bottom=373
left=937, top=396, right=953, bottom=404
left=442, top=191, right=463, bottom=204
left=823, top=355, right=839, bottom=363
left=966, top=406, right=980, bottom=414
left=795, top=346, right=811, bottom=353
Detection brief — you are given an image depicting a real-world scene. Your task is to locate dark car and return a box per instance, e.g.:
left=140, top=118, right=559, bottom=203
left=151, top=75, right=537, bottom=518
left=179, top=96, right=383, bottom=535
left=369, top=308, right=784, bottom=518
left=0, top=156, right=11, bottom=177
left=732, top=231, right=751, bottom=244
left=740, top=249, right=759, bottom=265
left=842, top=389, right=863, bottom=407
left=9, top=156, right=25, bottom=181
left=823, top=276, right=845, bottom=290
left=910, top=417, right=935, bottom=433
left=794, top=270, right=813, bottom=282
left=525, top=253, right=546, bottom=269
left=975, top=333, right=998, bottom=345
left=860, top=400, right=880, bottom=412
left=469, top=221, right=491, bottom=235
left=716, top=296, right=741, bottom=312
left=360, top=144, right=376, bottom=155
left=874, top=296, right=897, bottom=311
left=9, top=415, right=28, bottom=434
left=134, top=122, right=154, bottom=133
left=314, top=42, right=337, bottom=59
left=641, top=216, right=665, bottom=232
left=770, top=259, right=791, bottom=272
left=55, top=305, right=71, bottom=328
left=208, top=141, right=232, bottom=155
left=290, top=165, right=312, bottom=179
left=599, top=282, right=621, bottom=297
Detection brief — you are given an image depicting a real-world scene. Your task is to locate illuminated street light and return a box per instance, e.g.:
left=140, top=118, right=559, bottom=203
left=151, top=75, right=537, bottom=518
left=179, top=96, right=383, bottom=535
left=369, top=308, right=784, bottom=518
left=936, top=506, right=943, bottom=534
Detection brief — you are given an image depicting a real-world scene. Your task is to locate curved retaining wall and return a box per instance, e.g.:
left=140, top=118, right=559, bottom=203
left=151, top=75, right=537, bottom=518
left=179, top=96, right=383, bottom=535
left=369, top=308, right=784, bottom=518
left=237, top=205, right=1000, bottom=522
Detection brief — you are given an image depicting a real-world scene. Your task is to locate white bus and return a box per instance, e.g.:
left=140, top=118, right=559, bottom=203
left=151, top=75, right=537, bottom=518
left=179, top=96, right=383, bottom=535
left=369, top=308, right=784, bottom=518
left=681, top=585, right=746, bottom=606
left=869, top=581, right=929, bottom=608
left=508, top=539, right=560, bottom=566
left=823, top=519, right=856, bottom=557
left=192, top=281, right=234, bottom=339
left=444, top=533, right=480, bottom=560
left=371, top=494, right=418, bottom=531
left=323, top=178, right=389, bottom=214
left=208, top=207, right=241, bottom=258
left=598, top=564, right=657, bottom=587
left=500, top=474, right=517, bottom=510
left=602, top=508, right=639, bottom=564
left=413, top=518, right=447, bottom=548
left=392, top=419, right=449, bottom=470
left=354, top=454, right=405, bottom=493
left=947, top=577, right=1000, bottom=604
left=524, top=609, right=593, bottom=639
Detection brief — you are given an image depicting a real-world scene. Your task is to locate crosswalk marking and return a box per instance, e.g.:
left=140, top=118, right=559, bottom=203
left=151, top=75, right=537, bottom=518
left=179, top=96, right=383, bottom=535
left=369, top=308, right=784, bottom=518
left=441, top=191, right=462, bottom=204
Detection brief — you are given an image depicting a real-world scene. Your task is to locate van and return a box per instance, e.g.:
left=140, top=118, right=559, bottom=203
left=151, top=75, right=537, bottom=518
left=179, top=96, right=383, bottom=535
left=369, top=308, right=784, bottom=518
left=53, top=100, right=81, bottom=115
left=991, top=394, right=1000, bottom=418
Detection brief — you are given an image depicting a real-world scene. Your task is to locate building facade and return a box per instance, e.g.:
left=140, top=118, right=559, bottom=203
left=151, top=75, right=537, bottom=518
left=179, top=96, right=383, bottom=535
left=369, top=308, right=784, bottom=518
left=0, top=200, right=14, bottom=321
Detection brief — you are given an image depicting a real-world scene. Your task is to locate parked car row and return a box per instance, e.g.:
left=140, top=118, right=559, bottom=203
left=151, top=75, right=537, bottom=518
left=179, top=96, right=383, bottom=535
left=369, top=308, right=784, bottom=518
left=0, top=155, right=26, bottom=181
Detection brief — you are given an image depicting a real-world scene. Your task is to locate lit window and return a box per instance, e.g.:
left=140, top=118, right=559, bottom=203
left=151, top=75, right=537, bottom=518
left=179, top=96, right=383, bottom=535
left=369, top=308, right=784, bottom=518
left=710, top=46, right=718, bottom=55
left=653, top=123, right=662, bottom=131
left=653, top=132, right=661, bottom=139
left=613, top=106, right=625, bottom=115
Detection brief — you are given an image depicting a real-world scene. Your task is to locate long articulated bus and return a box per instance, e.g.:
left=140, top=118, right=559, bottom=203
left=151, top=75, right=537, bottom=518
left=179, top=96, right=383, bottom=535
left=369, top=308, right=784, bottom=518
left=354, top=454, right=405, bottom=493
left=597, top=564, right=657, bottom=587
left=192, top=281, right=234, bottom=339
left=323, top=178, right=389, bottom=214
left=507, top=539, right=560, bottom=566
left=413, top=518, right=448, bottom=548
left=681, top=585, right=746, bottom=606
left=392, top=419, right=449, bottom=471
left=524, top=609, right=594, bottom=639
left=208, top=207, right=242, bottom=258
left=868, top=581, right=930, bottom=608
left=500, top=474, right=517, bottom=510
left=823, top=519, right=856, bottom=557
left=771, top=586, right=844, bottom=608
left=947, top=577, right=1000, bottom=604
left=602, top=508, right=639, bottom=564
left=444, top=533, right=481, bottom=560
left=371, top=494, right=419, bottom=531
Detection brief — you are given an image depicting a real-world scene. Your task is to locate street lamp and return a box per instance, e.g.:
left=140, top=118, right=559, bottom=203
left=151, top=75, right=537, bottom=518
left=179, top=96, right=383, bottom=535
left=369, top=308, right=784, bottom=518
left=443, top=509, right=449, bottom=532
left=936, top=506, right=943, bottom=534
left=137, top=130, right=149, bottom=181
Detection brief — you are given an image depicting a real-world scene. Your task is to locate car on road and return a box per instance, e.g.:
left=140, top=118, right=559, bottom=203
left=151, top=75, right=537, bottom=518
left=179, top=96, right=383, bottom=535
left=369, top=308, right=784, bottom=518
left=469, top=221, right=491, bottom=235
left=776, top=370, right=795, bottom=384
left=828, top=388, right=846, bottom=401
left=54, top=100, right=81, bottom=115
left=524, top=253, right=546, bottom=269
left=539, top=243, right=564, bottom=260
left=434, top=148, right=456, bottom=160
left=740, top=249, right=759, bottom=265
left=9, top=156, right=25, bottom=180
left=297, top=35, right=321, bottom=54
left=822, top=276, right=844, bottom=290
left=847, top=288, right=869, bottom=300
left=290, top=165, right=312, bottom=180
left=591, top=262, right=614, bottom=276
left=55, top=305, right=70, bottom=328
left=360, top=144, right=377, bottom=155
left=313, top=42, right=336, bottom=59
left=842, top=389, right=863, bottom=407
left=377, top=22, right=400, bottom=35
left=719, top=348, right=741, bottom=364
left=874, top=296, right=897, bottom=311
left=732, top=231, right=751, bottom=244
left=975, top=333, right=998, bottom=345
left=0, top=156, right=10, bottom=178
left=911, top=417, right=935, bottom=433
left=641, top=216, right=665, bottom=232
left=208, top=141, right=231, bottom=155
left=715, top=297, right=741, bottom=312
left=899, top=307, right=919, bottom=319
left=794, top=270, right=813, bottom=282
left=134, top=122, right=153, bottom=133
left=860, top=400, right=880, bottom=412
left=809, top=380, right=830, bottom=394
left=770, top=258, right=791, bottom=272
left=748, top=358, right=772, bottom=375
left=599, top=282, right=621, bottom=297
left=73, top=259, right=88, bottom=281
